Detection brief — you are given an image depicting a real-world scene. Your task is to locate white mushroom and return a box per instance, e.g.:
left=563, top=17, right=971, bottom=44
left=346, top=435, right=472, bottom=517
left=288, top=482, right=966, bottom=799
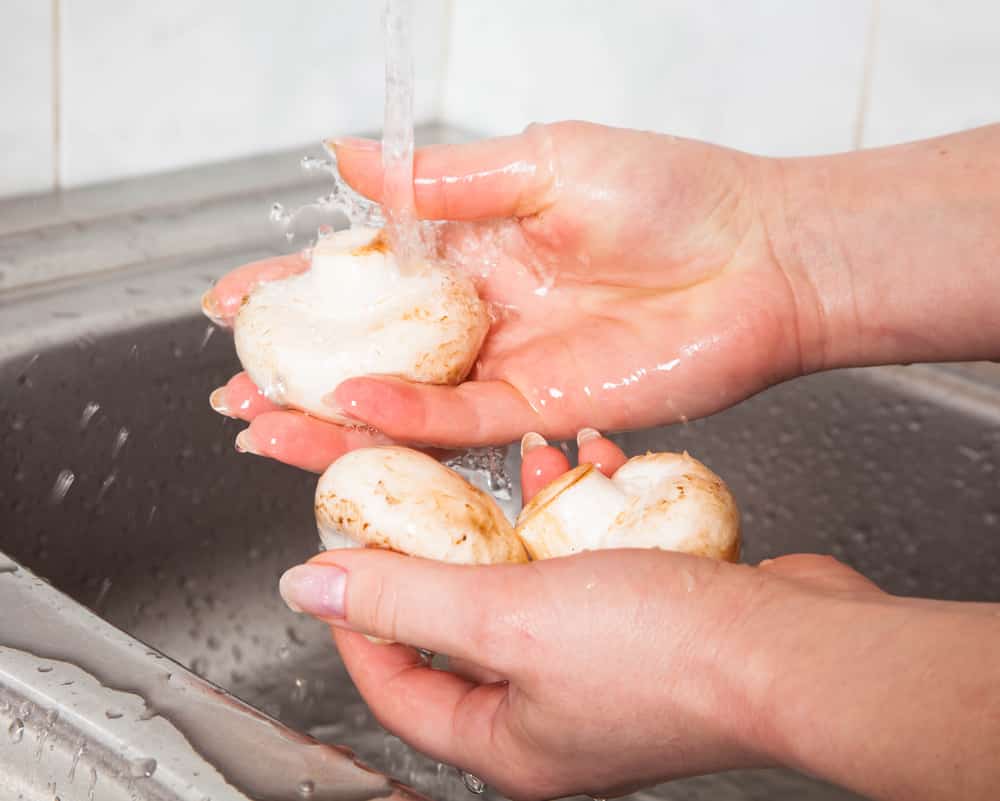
left=315, top=447, right=739, bottom=565
left=516, top=452, right=740, bottom=562
left=234, top=227, right=489, bottom=423
left=316, top=446, right=530, bottom=564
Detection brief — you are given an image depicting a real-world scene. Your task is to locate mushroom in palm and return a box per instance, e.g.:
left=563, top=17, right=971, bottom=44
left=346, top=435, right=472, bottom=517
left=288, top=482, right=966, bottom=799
left=233, top=227, right=489, bottom=424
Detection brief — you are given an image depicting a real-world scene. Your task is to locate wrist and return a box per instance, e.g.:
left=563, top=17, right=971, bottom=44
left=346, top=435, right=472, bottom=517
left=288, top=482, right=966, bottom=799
left=759, top=154, right=862, bottom=375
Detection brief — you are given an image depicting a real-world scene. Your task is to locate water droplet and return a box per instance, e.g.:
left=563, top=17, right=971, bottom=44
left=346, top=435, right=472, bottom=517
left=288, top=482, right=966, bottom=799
left=104, top=710, right=123, bottom=720
left=37, top=665, right=53, bottom=673
left=10, top=413, right=26, bottom=431
left=128, top=758, right=157, bottom=779
left=8, top=718, right=24, bottom=743
left=94, top=577, right=112, bottom=611
left=112, top=427, right=130, bottom=458
left=50, top=469, right=76, bottom=504
left=297, top=779, right=315, bottom=797
left=95, top=470, right=117, bottom=503
left=198, top=325, right=216, bottom=352
left=79, top=401, right=100, bottom=430
left=69, top=741, right=86, bottom=781
left=462, top=772, right=486, bottom=794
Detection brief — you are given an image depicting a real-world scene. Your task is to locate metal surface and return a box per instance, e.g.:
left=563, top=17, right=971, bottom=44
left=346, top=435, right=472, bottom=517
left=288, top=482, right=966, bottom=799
left=0, top=559, right=415, bottom=801
left=2, top=131, right=999, bottom=800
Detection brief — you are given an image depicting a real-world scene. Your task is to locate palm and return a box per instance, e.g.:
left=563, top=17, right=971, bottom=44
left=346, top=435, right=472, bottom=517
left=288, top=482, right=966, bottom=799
left=442, top=160, right=798, bottom=439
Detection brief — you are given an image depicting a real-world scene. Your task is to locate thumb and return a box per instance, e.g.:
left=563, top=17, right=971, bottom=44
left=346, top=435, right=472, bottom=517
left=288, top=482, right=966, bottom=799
left=278, top=549, right=527, bottom=668
left=330, top=124, right=558, bottom=221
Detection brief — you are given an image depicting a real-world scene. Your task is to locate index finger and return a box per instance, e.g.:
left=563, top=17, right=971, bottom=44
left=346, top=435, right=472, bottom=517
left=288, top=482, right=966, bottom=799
left=201, top=252, right=309, bottom=327
left=331, top=126, right=557, bottom=222
left=332, top=629, right=509, bottom=778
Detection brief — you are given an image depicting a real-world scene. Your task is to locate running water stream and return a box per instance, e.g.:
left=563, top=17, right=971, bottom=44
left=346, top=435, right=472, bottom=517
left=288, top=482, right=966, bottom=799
left=380, top=0, right=421, bottom=271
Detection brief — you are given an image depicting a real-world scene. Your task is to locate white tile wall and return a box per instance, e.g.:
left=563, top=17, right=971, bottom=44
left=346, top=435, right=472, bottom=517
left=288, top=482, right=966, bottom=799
left=3, top=1, right=1000, bottom=200
left=0, top=2, right=54, bottom=195
left=863, top=0, right=1000, bottom=148
left=441, top=0, right=872, bottom=156
left=59, top=0, right=450, bottom=187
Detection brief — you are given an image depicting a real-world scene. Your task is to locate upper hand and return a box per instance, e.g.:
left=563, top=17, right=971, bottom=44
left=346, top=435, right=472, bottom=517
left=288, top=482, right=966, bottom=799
left=203, top=122, right=812, bottom=470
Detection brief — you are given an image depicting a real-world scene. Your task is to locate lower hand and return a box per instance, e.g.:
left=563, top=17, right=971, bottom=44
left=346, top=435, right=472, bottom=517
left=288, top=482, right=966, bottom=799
left=277, top=432, right=889, bottom=799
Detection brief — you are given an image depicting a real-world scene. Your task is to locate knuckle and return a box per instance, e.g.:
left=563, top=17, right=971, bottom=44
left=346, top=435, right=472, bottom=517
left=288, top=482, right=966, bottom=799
left=364, top=572, right=402, bottom=642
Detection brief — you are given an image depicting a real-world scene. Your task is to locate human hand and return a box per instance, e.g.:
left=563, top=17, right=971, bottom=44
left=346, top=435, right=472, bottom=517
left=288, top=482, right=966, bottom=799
left=204, top=122, right=815, bottom=468
left=277, top=432, right=895, bottom=800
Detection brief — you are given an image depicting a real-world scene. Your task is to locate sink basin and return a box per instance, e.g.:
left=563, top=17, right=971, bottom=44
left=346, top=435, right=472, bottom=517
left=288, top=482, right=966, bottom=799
left=2, top=135, right=998, bottom=801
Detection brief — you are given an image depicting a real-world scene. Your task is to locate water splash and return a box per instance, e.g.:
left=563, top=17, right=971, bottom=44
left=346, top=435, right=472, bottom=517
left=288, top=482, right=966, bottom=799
left=445, top=446, right=513, bottom=500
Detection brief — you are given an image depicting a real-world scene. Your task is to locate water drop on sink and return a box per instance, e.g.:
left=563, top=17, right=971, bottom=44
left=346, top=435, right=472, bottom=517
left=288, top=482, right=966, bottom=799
left=198, top=325, right=216, bottom=352
left=104, top=710, right=123, bottom=720
left=8, top=718, right=24, bottom=743
left=37, top=665, right=53, bottom=673
left=129, top=757, right=157, bottom=779
left=297, top=778, right=315, bottom=797
left=112, top=427, right=130, bottom=458
left=50, top=469, right=76, bottom=504
left=462, top=771, right=486, bottom=794
left=79, top=401, right=100, bottom=430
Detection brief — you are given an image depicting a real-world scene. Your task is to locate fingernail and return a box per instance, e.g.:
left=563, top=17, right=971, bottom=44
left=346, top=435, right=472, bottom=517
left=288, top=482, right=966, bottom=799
left=327, top=137, right=381, bottom=152
left=759, top=558, right=775, bottom=568
left=322, top=389, right=363, bottom=420
left=520, top=431, right=547, bottom=457
left=200, top=289, right=225, bottom=325
left=576, top=427, right=602, bottom=447
left=209, top=387, right=234, bottom=417
left=279, top=564, right=347, bottom=618
left=235, top=429, right=258, bottom=455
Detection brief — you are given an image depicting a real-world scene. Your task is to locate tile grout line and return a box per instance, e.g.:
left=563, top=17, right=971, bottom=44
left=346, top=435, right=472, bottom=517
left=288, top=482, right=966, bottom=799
left=852, top=0, right=880, bottom=151
left=51, top=0, right=62, bottom=189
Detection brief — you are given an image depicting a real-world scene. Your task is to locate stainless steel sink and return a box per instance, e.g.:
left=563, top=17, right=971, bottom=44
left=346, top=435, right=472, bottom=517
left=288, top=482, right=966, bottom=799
left=2, top=131, right=998, bottom=800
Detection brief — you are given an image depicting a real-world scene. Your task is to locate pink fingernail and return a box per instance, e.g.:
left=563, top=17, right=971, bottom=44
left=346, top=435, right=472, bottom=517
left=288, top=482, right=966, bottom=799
left=576, top=427, right=602, bottom=447
left=279, top=564, right=347, bottom=618
left=328, top=137, right=381, bottom=152
left=520, top=432, right=547, bottom=457
left=209, top=387, right=234, bottom=417
left=322, top=390, right=362, bottom=419
left=234, top=429, right=258, bottom=455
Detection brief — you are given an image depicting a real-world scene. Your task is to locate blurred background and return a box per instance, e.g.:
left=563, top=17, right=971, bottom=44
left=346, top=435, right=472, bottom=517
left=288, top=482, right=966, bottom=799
left=3, top=0, right=998, bottom=199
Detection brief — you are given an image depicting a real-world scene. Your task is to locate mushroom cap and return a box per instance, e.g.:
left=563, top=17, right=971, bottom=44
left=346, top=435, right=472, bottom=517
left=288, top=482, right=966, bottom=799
left=234, top=227, right=489, bottom=423
left=516, top=452, right=740, bottom=562
left=316, top=446, right=529, bottom=564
